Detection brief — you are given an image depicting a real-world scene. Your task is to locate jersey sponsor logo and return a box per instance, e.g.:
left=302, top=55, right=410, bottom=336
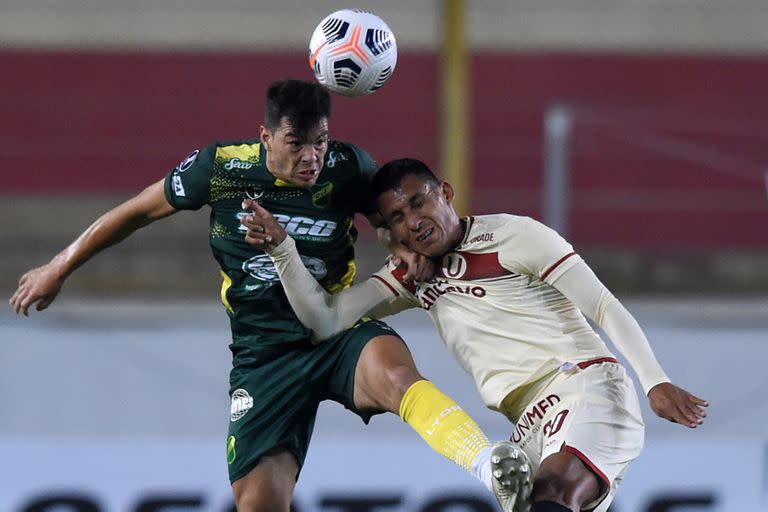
left=171, top=175, right=186, bottom=197
left=230, top=389, right=253, bottom=422
left=224, top=158, right=255, bottom=171
left=511, top=394, right=561, bottom=444
left=175, top=149, right=200, bottom=173
left=242, top=253, right=327, bottom=282
left=325, top=150, right=349, bottom=168
left=417, top=278, right=486, bottom=310
left=441, top=254, right=467, bottom=278
left=237, top=213, right=337, bottom=239
left=468, top=232, right=494, bottom=244
left=311, top=181, right=334, bottom=207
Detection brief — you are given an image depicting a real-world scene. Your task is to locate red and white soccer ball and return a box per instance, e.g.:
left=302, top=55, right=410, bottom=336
left=309, top=9, right=398, bottom=97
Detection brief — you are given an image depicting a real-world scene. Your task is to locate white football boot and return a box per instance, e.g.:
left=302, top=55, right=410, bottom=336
left=490, top=441, right=533, bottom=512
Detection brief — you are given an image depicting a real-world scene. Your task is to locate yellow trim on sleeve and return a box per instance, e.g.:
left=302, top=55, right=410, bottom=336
left=326, top=259, right=357, bottom=295
left=220, top=269, right=234, bottom=314
left=215, top=143, right=261, bottom=164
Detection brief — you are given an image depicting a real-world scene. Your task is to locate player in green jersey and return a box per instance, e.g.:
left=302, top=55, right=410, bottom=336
left=10, top=80, right=529, bottom=512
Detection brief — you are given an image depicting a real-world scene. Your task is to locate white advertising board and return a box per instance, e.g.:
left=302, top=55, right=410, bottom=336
left=1, top=438, right=764, bottom=512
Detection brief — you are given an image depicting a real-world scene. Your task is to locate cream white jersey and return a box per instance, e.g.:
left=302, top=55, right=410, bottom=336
left=372, top=214, right=616, bottom=410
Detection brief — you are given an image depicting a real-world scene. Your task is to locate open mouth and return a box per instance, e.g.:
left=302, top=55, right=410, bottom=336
left=297, top=169, right=317, bottom=180
left=416, top=227, right=434, bottom=242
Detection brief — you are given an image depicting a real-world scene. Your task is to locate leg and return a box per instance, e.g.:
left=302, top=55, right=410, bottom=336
left=351, top=332, right=531, bottom=512
left=352, top=333, right=423, bottom=413
left=529, top=448, right=601, bottom=512
left=353, top=334, right=491, bottom=473
left=231, top=448, right=299, bottom=512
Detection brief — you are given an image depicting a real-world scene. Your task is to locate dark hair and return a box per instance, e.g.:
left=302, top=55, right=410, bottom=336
left=372, top=158, right=441, bottom=198
left=264, top=80, right=331, bottom=137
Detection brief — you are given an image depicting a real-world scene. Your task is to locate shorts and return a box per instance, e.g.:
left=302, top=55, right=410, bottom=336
left=225, top=319, right=401, bottom=484
left=501, top=358, right=645, bottom=511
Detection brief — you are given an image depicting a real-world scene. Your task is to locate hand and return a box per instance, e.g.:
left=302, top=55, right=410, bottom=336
left=241, top=199, right=287, bottom=252
left=648, top=382, right=708, bottom=428
left=9, top=262, right=66, bottom=316
left=391, top=245, right=435, bottom=282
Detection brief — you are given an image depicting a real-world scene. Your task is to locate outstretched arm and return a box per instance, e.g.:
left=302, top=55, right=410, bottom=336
left=552, top=260, right=709, bottom=428
left=10, top=179, right=177, bottom=315
left=242, top=199, right=411, bottom=342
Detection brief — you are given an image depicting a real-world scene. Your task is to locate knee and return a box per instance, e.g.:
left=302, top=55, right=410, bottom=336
left=385, top=363, right=422, bottom=399
left=532, top=471, right=569, bottom=504
left=532, top=468, right=600, bottom=511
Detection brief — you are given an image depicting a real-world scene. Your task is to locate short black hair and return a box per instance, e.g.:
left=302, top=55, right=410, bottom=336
left=372, top=158, right=441, bottom=198
left=264, top=80, right=331, bottom=137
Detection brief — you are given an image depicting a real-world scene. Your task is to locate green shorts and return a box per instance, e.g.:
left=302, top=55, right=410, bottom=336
left=225, top=319, right=401, bottom=483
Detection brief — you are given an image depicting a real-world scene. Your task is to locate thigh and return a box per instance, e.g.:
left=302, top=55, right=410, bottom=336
left=227, top=345, right=323, bottom=484
left=231, top=448, right=299, bottom=512
left=322, top=318, right=413, bottom=418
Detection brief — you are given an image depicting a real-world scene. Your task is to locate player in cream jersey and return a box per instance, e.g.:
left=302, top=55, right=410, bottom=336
left=242, top=158, right=708, bottom=512
left=370, top=213, right=626, bottom=414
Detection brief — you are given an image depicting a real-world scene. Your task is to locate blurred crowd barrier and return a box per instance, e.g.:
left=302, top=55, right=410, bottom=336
left=1, top=1, right=766, bottom=296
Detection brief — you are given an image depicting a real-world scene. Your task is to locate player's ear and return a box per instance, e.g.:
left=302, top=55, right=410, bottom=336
left=260, top=126, right=272, bottom=151
left=441, top=181, right=455, bottom=203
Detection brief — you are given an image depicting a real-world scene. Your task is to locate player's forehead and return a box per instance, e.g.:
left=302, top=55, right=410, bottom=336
left=275, top=116, right=328, bottom=139
left=378, top=175, right=433, bottom=214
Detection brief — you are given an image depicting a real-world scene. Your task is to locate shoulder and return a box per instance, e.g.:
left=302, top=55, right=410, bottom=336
left=476, top=214, right=557, bottom=238
left=327, top=140, right=377, bottom=176
left=464, top=213, right=532, bottom=242
left=208, top=139, right=263, bottom=166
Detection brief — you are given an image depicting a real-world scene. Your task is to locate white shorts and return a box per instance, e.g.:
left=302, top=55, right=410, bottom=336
left=501, top=358, right=645, bottom=511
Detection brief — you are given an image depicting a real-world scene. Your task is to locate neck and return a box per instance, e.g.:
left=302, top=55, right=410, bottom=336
left=449, top=217, right=467, bottom=251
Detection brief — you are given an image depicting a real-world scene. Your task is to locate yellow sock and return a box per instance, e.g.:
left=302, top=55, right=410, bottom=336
left=399, top=380, right=491, bottom=473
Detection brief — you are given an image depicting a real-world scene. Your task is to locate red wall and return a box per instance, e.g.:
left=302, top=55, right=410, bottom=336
left=1, top=50, right=766, bottom=249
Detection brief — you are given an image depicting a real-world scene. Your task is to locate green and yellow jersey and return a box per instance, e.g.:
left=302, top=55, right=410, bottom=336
left=163, top=139, right=377, bottom=367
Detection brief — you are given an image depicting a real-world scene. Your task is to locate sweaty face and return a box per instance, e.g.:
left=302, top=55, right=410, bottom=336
left=376, top=175, right=463, bottom=258
left=261, top=117, right=329, bottom=188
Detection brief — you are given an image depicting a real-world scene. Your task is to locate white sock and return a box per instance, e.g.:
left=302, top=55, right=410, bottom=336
left=471, top=445, right=494, bottom=492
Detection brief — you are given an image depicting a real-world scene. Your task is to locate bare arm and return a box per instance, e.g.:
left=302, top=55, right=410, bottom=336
left=10, top=179, right=177, bottom=315
left=551, top=260, right=709, bottom=428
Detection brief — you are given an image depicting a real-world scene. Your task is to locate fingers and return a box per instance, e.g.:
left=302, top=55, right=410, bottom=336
left=19, top=293, right=33, bottom=317
left=37, top=296, right=55, bottom=312
left=9, top=287, right=30, bottom=316
left=669, top=393, right=708, bottom=428
left=688, top=393, right=709, bottom=407
left=244, top=230, right=273, bottom=246
left=241, top=200, right=272, bottom=220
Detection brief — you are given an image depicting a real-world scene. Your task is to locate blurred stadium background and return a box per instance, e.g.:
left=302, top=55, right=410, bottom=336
left=1, top=1, right=767, bottom=511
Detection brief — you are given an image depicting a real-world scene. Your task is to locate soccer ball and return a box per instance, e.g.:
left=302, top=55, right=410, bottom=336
left=309, top=9, right=398, bottom=97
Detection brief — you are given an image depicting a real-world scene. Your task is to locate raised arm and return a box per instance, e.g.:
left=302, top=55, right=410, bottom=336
left=10, top=179, right=177, bottom=315
left=551, top=260, right=709, bottom=428
left=241, top=199, right=411, bottom=342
